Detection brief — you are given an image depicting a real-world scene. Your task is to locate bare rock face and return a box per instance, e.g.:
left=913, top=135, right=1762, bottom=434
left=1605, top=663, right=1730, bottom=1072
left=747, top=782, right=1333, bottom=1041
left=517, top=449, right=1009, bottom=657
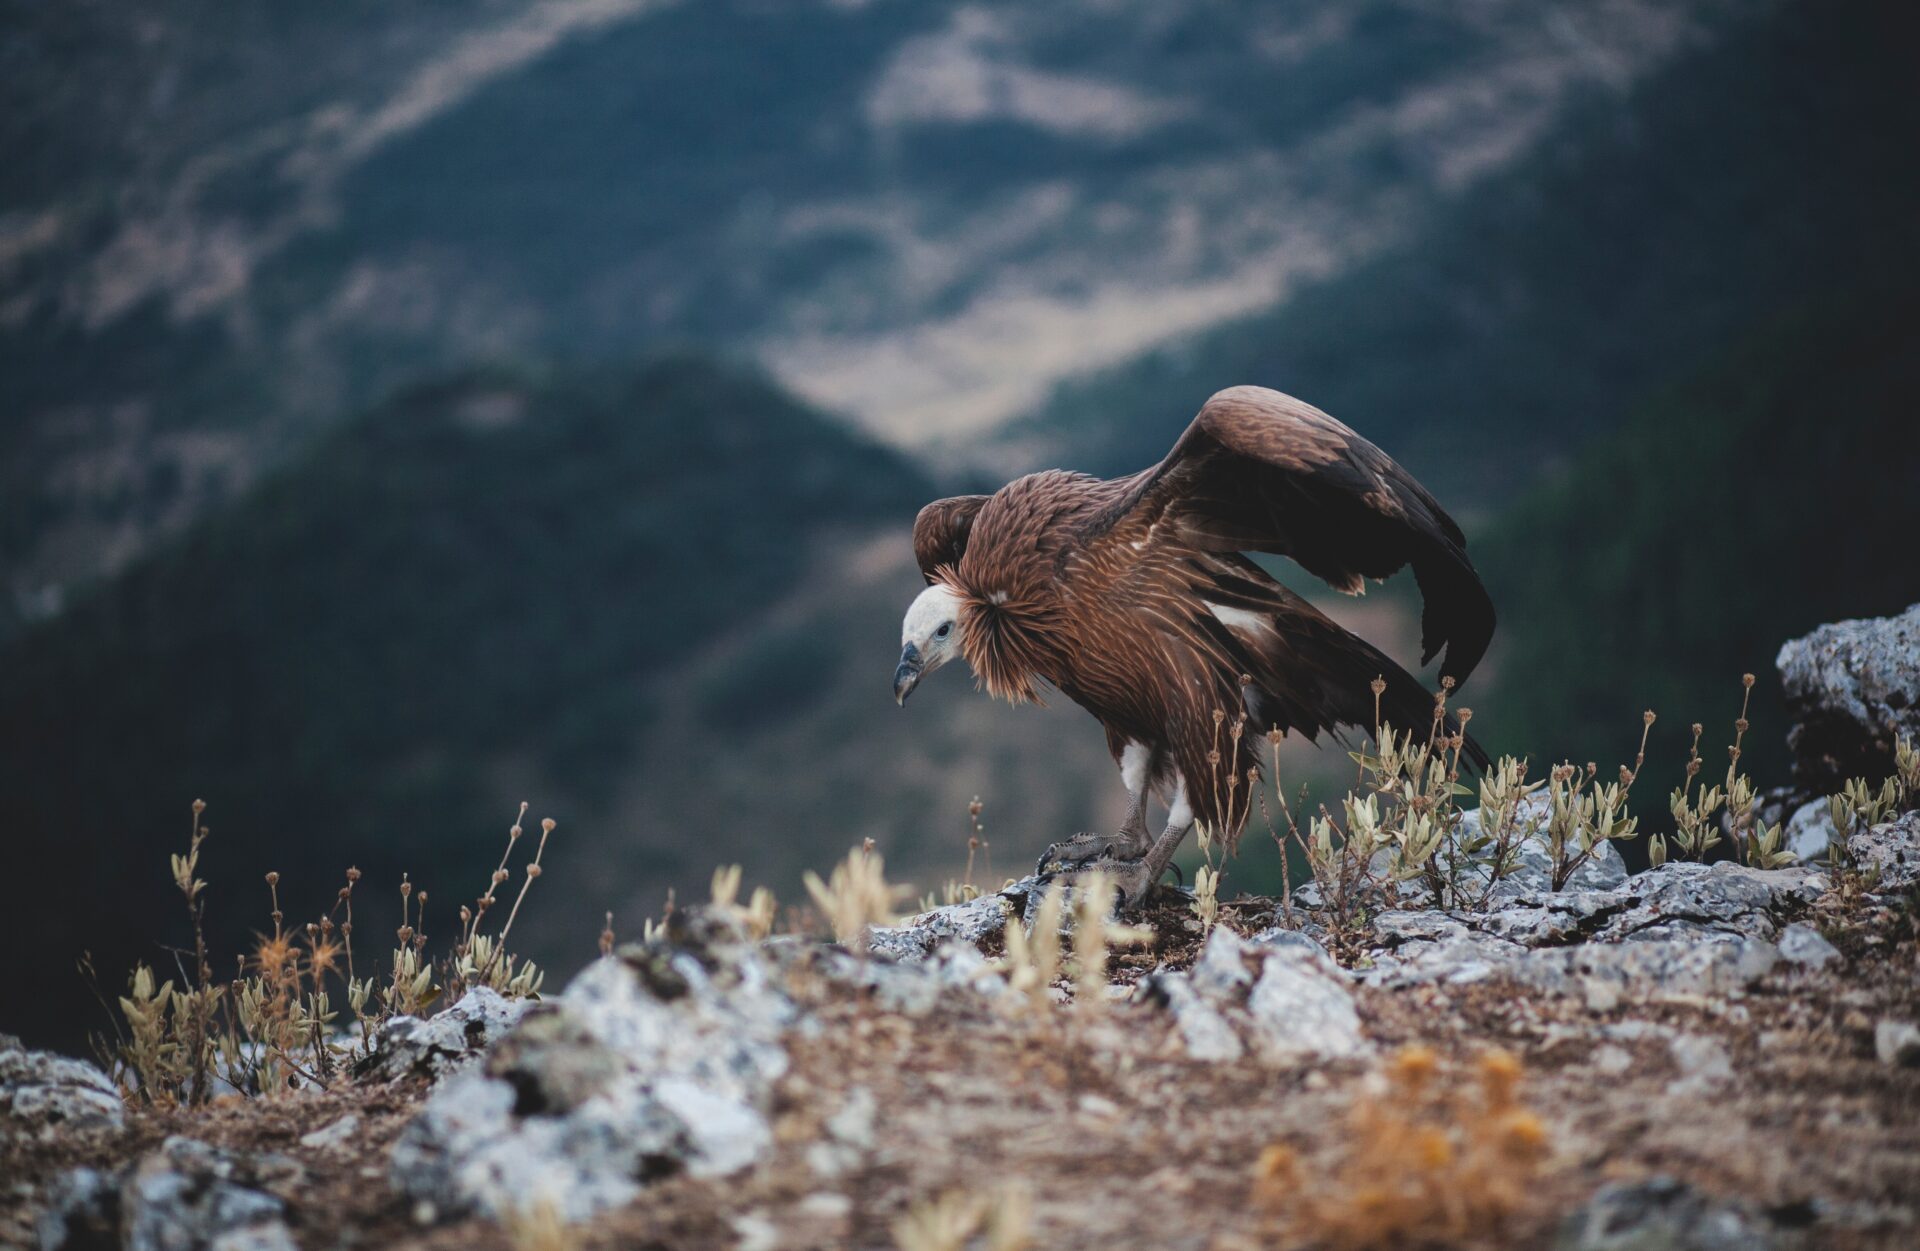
left=1778, top=602, right=1920, bottom=792
left=0, top=1034, right=123, bottom=1141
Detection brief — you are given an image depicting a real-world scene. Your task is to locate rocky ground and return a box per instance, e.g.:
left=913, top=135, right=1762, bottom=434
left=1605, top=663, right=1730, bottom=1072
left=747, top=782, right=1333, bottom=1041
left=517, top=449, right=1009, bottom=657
left=5, top=609, right=1920, bottom=1251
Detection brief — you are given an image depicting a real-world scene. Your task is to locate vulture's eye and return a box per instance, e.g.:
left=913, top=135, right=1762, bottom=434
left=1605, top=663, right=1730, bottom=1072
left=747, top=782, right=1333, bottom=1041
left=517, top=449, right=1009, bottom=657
left=935, top=622, right=952, bottom=639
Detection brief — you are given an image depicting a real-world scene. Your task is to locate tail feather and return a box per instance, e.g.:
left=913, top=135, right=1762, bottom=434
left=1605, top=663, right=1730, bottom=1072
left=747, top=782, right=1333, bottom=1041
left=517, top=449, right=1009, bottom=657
left=1199, top=555, right=1490, bottom=773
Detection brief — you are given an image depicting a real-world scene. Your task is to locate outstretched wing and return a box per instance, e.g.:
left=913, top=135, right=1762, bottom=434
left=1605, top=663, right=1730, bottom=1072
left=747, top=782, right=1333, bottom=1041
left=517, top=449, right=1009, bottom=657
left=1102, top=386, right=1494, bottom=685
left=911, top=495, right=990, bottom=583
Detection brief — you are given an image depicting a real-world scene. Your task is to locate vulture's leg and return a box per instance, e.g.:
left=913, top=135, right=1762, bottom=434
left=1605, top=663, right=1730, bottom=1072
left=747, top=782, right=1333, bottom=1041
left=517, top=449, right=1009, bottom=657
left=1034, top=747, right=1154, bottom=874
left=1103, top=782, right=1196, bottom=910
left=1040, top=781, right=1195, bottom=909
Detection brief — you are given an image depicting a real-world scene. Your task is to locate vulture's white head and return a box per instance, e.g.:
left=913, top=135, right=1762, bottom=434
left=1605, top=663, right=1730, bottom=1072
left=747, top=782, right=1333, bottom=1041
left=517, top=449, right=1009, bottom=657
left=894, top=582, right=963, bottom=705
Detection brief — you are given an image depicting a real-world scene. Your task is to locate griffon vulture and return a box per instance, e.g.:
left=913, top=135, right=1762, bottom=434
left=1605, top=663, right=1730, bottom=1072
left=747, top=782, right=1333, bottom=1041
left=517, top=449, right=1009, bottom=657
left=894, top=385, right=1494, bottom=906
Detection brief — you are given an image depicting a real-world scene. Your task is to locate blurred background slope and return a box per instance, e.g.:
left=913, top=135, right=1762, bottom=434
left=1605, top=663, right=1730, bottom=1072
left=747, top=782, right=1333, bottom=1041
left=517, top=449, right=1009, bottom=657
left=2, top=0, right=1915, bottom=1049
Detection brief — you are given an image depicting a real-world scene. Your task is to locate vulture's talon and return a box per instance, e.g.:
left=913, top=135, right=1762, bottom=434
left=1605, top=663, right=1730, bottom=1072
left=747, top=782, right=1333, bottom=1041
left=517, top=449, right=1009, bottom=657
left=1035, top=831, right=1133, bottom=877
left=1036, top=853, right=1168, bottom=914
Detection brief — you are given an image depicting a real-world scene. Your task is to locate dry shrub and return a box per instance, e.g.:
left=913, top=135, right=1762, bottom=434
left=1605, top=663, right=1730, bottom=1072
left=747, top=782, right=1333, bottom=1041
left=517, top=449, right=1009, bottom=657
left=802, top=840, right=908, bottom=949
left=1254, top=1046, right=1549, bottom=1249
left=105, top=799, right=556, bottom=1104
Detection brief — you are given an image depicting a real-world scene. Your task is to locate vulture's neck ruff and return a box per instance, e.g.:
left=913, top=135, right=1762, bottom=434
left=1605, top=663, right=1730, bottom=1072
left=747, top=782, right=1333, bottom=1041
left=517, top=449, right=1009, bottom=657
left=936, top=565, right=1060, bottom=707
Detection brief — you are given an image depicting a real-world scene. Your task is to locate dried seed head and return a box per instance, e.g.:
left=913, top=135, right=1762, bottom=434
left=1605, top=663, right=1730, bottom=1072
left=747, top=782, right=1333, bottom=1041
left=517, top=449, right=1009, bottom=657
left=1735, top=718, right=1749, bottom=734
left=1742, top=673, right=1755, bottom=688
left=510, top=824, right=523, bottom=840
left=492, top=869, right=509, bottom=885
left=1499, top=1110, right=1550, bottom=1156
left=1212, top=708, right=1226, bottom=726
left=1391, top=1045, right=1439, bottom=1091
left=1440, top=676, right=1457, bottom=692
left=968, top=796, right=983, bottom=817
left=1370, top=677, right=1387, bottom=697
left=541, top=818, right=556, bottom=833
left=265, top=871, right=280, bottom=886
left=345, top=866, right=361, bottom=882
left=192, top=798, right=206, bottom=814
left=525, top=864, right=542, bottom=878
left=417, top=891, right=427, bottom=905
left=1266, top=727, right=1284, bottom=746
left=1691, top=723, right=1704, bottom=738
left=1456, top=707, right=1473, bottom=725
left=1644, top=709, right=1657, bottom=726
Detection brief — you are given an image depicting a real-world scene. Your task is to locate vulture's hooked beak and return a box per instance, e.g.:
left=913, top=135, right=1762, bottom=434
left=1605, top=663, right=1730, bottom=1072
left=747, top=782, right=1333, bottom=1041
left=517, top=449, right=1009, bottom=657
left=893, top=642, right=923, bottom=706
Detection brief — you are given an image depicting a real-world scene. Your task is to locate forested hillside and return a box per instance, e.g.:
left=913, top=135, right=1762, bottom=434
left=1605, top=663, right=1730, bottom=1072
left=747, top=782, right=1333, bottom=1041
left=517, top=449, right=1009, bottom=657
left=0, top=357, right=937, bottom=1047
left=1475, top=282, right=1920, bottom=789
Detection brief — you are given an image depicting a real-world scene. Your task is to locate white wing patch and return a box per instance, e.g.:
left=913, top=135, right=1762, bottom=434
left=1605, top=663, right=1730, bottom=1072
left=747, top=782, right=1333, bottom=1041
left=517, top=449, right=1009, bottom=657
left=1206, top=601, right=1272, bottom=636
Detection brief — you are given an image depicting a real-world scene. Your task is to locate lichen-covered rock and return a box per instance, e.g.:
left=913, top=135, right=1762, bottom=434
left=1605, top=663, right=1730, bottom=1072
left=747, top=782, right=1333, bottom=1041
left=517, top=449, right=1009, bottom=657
left=34, top=1167, right=117, bottom=1251
left=1, top=1034, right=123, bottom=1140
left=1776, top=923, right=1840, bottom=969
left=820, top=941, right=1006, bottom=1016
left=357, top=986, right=529, bottom=1082
left=1851, top=812, right=1920, bottom=889
left=1557, top=1176, right=1773, bottom=1250
left=124, top=1138, right=298, bottom=1251
left=1784, top=799, right=1838, bottom=865
left=867, top=886, right=1020, bottom=961
left=1244, top=942, right=1369, bottom=1062
left=389, top=910, right=792, bottom=1224
left=1358, top=852, right=1838, bottom=998
left=1137, top=927, right=1368, bottom=1064
left=1136, top=966, right=1245, bottom=1062
left=1778, top=602, right=1920, bottom=792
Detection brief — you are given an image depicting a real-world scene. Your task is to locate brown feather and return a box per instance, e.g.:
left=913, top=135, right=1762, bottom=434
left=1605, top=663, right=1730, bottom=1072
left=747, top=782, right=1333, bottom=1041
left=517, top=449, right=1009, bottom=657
left=918, top=386, right=1493, bottom=844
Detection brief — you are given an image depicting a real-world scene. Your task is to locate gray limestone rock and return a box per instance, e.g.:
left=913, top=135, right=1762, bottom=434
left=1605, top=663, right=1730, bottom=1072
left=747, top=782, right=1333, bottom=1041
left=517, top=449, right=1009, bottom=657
left=1557, top=1177, right=1772, bottom=1251
left=358, top=986, right=530, bottom=1082
left=389, top=909, right=792, bottom=1224
left=1778, top=602, right=1920, bottom=792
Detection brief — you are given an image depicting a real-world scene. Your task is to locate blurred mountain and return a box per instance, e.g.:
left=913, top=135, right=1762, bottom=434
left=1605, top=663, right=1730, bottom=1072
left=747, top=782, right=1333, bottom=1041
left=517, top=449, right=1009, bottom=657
left=3, top=0, right=1728, bottom=631
left=0, top=354, right=1126, bottom=1050
left=1014, top=0, right=1920, bottom=506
